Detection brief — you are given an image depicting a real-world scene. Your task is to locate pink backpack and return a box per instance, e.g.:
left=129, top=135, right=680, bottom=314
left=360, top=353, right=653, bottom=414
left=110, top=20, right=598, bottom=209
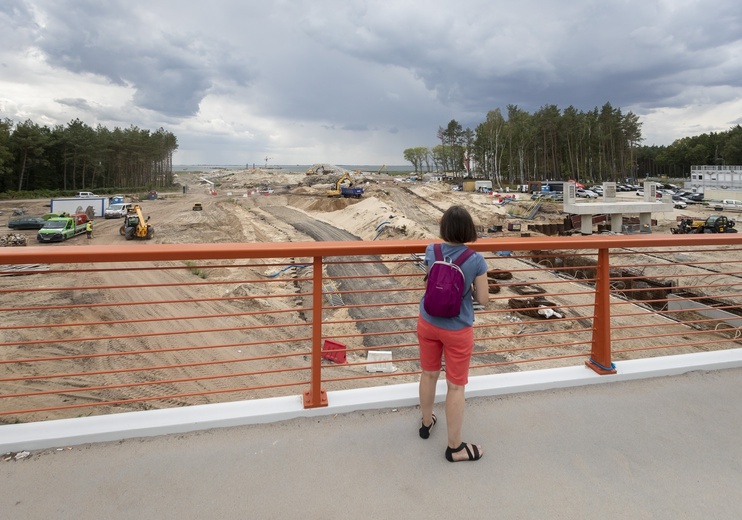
left=423, top=244, right=475, bottom=318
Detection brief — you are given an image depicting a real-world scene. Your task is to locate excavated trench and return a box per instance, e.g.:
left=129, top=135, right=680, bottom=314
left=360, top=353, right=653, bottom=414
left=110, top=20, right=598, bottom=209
left=521, top=249, right=742, bottom=321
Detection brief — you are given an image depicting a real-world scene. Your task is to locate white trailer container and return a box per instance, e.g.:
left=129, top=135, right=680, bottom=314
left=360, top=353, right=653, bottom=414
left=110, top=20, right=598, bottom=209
left=50, top=197, right=109, bottom=218
left=474, top=180, right=493, bottom=192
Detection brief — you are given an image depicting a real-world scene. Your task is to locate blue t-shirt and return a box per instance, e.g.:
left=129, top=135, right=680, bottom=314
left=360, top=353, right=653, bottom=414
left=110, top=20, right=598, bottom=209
left=419, top=243, right=488, bottom=330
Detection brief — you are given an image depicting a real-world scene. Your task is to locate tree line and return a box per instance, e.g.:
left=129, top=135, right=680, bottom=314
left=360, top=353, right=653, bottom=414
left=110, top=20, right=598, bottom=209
left=404, top=103, right=742, bottom=188
left=0, top=117, right=178, bottom=195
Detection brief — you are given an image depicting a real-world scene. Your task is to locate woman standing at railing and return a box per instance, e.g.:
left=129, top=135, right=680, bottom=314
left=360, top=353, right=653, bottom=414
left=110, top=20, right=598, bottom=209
left=417, top=205, right=489, bottom=462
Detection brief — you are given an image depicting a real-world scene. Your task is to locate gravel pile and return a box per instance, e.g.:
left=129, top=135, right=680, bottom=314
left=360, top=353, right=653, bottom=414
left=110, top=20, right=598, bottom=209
left=0, top=233, right=28, bottom=247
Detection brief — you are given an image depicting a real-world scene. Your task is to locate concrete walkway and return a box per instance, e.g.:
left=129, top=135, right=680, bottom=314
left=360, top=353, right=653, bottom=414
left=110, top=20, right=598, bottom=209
left=2, top=361, right=741, bottom=519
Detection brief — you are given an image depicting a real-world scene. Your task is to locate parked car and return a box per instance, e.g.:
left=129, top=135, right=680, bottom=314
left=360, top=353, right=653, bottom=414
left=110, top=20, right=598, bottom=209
left=675, top=191, right=703, bottom=202
left=673, top=200, right=688, bottom=210
left=713, top=199, right=742, bottom=211
left=8, top=216, right=47, bottom=230
left=636, top=189, right=663, bottom=199
left=576, top=188, right=598, bottom=198
left=686, top=193, right=704, bottom=202
left=76, top=191, right=98, bottom=198
left=535, top=192, right=564, bottom=202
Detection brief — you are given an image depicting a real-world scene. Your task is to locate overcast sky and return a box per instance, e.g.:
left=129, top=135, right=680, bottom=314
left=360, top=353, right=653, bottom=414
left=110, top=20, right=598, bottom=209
left=1, top=1, right=741, bottom=166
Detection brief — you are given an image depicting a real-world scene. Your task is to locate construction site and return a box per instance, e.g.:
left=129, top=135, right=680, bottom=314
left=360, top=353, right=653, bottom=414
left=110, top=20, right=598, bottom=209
left=2, top=166, right=742, bottom=421
left=3, top=165, right=728, bottom=248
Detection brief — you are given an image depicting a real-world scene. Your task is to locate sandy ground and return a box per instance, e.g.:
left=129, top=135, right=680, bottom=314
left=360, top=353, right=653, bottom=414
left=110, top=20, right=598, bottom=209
left=0, top=168, right=706, bottom=246
left=1, top=168, right=738, bottom=422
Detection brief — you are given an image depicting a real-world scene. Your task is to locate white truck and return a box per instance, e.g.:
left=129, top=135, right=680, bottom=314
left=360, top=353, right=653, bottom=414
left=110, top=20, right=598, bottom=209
left=104, top=203, right=133, bottom=219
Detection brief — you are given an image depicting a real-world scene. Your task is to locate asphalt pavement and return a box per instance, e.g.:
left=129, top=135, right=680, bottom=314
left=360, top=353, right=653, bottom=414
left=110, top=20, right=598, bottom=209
left=2, top=366, right=741, bottom=520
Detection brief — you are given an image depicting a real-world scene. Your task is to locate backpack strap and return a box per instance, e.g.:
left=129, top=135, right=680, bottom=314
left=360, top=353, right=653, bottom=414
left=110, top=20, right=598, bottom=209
left=433, top=243, right=475, bottom=266
left=453, top=247, right=475, bottom=267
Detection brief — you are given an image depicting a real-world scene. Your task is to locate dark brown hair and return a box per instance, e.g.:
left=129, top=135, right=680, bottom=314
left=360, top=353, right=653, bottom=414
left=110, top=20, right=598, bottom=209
left=439, top=205, right=477, bottom=244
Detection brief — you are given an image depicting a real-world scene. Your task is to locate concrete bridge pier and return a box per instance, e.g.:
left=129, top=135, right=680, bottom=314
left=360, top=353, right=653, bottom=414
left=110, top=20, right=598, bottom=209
left=611, top=213, right=624, bottom=232
left=640, top=212, right=652, bottom=233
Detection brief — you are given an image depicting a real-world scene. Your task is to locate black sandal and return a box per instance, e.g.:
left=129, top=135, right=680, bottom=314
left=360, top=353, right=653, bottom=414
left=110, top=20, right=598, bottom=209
left=445, top=442, right=482, bottom=462
left=419, top=413, right=437, bottom=439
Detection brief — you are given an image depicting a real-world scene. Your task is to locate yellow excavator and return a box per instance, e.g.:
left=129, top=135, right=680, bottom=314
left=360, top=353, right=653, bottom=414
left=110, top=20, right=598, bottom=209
left=327, top=172, right=363, bottom=197
left=306, top=165, right=332, bottom=175
left=119, top=205, right=154, bottom=240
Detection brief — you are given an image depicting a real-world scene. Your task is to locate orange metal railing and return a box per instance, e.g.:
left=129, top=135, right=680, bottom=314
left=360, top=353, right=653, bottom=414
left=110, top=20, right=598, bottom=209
left=2, top=234, right=742, bottom=423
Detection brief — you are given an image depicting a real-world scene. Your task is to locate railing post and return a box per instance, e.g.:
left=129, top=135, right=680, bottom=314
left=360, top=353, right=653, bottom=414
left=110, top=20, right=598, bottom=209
left=586, top=247, right=617, bottom=375
left=303, top=255, right=328, bottom=408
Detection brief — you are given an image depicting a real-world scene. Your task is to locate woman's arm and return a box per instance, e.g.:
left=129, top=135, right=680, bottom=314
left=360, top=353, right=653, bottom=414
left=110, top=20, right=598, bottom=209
left=472, top=273, right=489, bottom=306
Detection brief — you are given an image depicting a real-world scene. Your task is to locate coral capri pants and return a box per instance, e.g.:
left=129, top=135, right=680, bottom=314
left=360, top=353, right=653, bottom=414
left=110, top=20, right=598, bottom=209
left=417, top=316, right=474, bottom=386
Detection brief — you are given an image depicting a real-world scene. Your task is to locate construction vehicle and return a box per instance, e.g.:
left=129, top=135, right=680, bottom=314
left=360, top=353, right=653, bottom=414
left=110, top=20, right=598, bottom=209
left=306, top=164, right=333, bottom=175
left=37, top=213, right=89, bottom=242
left=340, top=186, right=364, bottom=198
left=672, top=215, right=737, bottom=234
left=104, top=203, right=133, bottom=219
left=377, top=164, right=388, bottom=175
left=119, top=205, right=154, bottom=240
left=326, top=172, right=364, bottom=198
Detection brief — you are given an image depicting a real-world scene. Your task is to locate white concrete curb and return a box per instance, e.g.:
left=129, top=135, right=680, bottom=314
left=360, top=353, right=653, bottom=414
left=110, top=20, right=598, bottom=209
left=2, top=349, right=741, bottom=453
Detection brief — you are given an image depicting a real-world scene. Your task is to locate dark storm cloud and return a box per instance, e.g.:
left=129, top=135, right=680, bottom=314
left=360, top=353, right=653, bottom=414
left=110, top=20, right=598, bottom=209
left=55, top=97, right=91, bottom=111
left=0, top=0, right=38, bottom=53
left=3, top=0, right=742, bottom=163
left=0, top=0, right=34, bottom=24
left=30, top=1, right=253, bottom=118
left=54, top=96, right=141, bottom=123
left=298, top=0, right=742, bottom=117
